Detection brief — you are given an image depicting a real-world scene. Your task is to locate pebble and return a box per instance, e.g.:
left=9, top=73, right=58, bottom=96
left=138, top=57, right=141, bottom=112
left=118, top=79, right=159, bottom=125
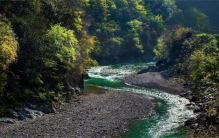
left=0, top=91, right=153, bottom=137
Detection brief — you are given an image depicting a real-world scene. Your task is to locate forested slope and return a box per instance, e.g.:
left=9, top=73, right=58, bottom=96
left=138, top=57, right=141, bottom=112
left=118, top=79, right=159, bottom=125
left=0, top=0, right=97, bottom=116
left=153, top=2, right=219, bottom=137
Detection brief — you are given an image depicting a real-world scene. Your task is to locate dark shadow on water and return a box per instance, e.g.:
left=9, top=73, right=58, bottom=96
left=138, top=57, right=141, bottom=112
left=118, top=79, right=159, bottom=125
left=84, top=83, right=105, bottom=94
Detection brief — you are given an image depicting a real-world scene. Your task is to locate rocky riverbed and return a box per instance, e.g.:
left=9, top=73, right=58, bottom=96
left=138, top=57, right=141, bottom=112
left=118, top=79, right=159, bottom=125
left=123, top=71, right=188, bottom=95
left=124, top=67, right=212, bottom=136
left=0, top=91, right=153, bottom=138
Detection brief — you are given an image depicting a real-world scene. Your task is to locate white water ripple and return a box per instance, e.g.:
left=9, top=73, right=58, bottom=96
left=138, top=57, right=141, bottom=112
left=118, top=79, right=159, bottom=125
left=88, top=62, right=155, bottom=81
left=99, top=86, right=194, bottom=138
left=87, top=64, right=194, bottom=138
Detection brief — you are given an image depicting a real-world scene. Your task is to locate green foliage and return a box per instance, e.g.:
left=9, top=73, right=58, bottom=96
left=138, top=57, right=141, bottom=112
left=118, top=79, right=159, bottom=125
left=73, top=11, right=83, bottom=31
left=95, top=20, right=119, bottom=35
left=83, top=58, right=99, bottom=69
left=114, top=0, right=128, bottom=10
left=0, top=16, right=18, bottom=99
left=0, top=18, right=18, bottom=67
left=87, top=0, right=169, bottom=63
left=170, top=3, right=213, bottom=32
left=153, top=37, right=167, bottom=58
left=127, top=19, right=144, bottom=53
left=154, top=15, right=164, bottom=27
left=154, top=26, right=192, bottom=60
left=134, top=0, right=147, bottom=15
left=127, top=19, right=142, bottom=32
left=153, top=21, right=219, bottom=136
left=153, top=26, right=219, bottom=97
left=28, top=72, right=44, bottom=86
left=163, top=0, right=177, bottom=16
left=189, top=52, right=215, bottom=82
left=32, top=0, right=42, bottom=14
left=174, top=26, right=192, bottom=40
left=0, top=1, right=95, bottom=115
left=155, top=25, right=219, bottom=87
left=187, top=34, right=219, bottom=84
left=38, top=92, right=47, bottom=101
left=45, top=24, right=78, bottom=63
left=110, top=37, right=123, bottom=46
left=187, top=8, right=210, bottom=31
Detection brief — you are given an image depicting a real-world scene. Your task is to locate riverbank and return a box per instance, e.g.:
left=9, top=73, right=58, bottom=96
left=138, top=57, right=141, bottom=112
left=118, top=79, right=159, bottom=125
left=0, top=91, right=153, bottom=137
left=123, top=71, right=188, bottom=95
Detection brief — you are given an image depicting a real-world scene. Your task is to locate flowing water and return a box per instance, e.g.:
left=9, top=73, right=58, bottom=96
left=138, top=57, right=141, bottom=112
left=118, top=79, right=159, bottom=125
left=84, top=62, right=194, bottom=138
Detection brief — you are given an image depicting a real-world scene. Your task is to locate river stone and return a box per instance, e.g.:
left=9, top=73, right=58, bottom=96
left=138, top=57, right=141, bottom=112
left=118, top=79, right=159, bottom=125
left=0, top=117, right=15, bottom=123
left=21, top=107, right=44, bottom=118
left=180, top=91, right=188, bottom=97
left=32, top=110, right=43, bottom=117
left=25, top=114, right=36, bottom=119
left=193, top=106, right=202, bottom=113
left=34, top=110, right=44, bottom=117
left=9, top=110, right=19, bottom=119
left=8, top=107, right=45, bottom=120
left=186, top=102, right=195, bottom=107
left=191, top=123, right=199, bottom=129
left=17, top=112, right=25, bottom=120
left=184, top=117, right=197, bottom=126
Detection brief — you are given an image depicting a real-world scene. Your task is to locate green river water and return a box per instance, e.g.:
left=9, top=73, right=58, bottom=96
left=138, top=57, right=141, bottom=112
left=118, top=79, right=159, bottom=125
left=84, top=62, right=194, bottom=138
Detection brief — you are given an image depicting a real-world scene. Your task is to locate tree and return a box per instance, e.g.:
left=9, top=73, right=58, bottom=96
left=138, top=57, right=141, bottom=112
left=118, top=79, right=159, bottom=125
left=0, top=15, right=18, bottom=100
left=127, top=19, right=144, bottom=53
left=40, top=24, right=78, bottom=92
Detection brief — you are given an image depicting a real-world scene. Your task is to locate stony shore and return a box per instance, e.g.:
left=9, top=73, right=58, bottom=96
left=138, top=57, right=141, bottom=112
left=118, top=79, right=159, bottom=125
left=0, top=91, right=153, bottom=138
left=123, top=71, right=188, bottom=95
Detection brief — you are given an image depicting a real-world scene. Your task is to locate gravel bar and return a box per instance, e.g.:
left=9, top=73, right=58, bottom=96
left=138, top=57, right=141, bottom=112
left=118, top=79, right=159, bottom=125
left=0, top=91, right=153, bottom=138
left=124, top=72, right=187, bottom=95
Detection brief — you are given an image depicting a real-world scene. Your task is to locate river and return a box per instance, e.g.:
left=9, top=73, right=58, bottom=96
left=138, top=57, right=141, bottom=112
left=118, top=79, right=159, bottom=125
left=84, top=62, right=194, bottom=138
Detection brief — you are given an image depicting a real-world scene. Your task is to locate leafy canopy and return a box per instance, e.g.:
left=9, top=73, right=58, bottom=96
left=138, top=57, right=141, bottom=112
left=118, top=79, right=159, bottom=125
left=0, top=16, right=18, bottom=96
left=45, top=24, right=78, bottom=64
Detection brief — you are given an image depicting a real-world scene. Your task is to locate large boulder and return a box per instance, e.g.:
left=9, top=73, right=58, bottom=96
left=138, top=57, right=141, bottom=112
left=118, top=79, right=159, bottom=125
left=184, top=117, right=197, bottom=127
left=0, top=117, right=15, bottom=123
left=193, top=106, right=202, bottom=113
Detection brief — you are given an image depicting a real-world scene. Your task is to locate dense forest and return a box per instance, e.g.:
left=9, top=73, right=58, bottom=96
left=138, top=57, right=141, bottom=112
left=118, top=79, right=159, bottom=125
left=0, top=0, right=98, bottom=116
left=0, top=0, right=219, bottom=137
